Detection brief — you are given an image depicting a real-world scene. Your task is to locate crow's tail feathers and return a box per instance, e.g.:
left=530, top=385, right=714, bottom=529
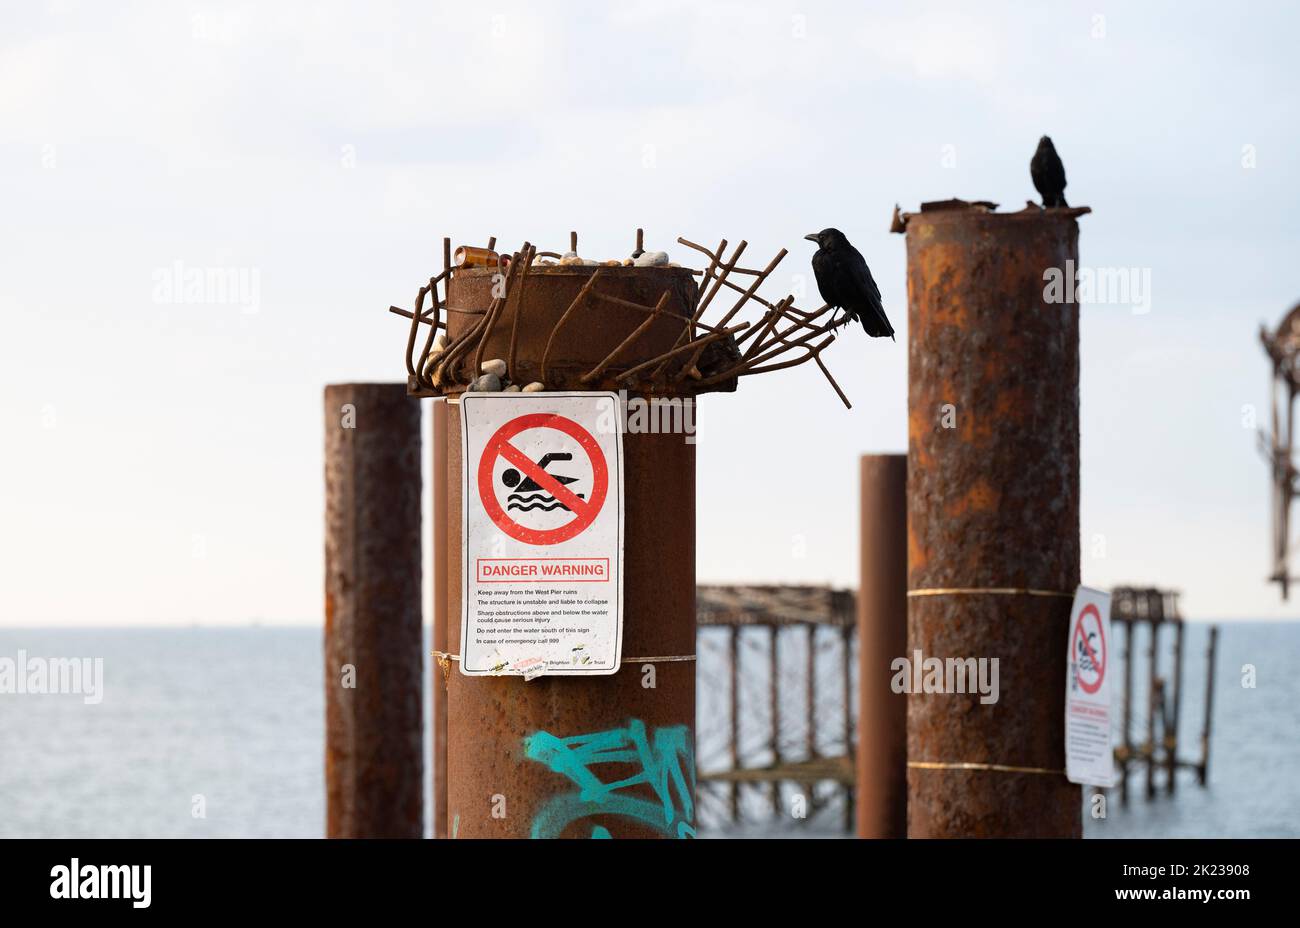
left=858, top=300, right=895, bottom=340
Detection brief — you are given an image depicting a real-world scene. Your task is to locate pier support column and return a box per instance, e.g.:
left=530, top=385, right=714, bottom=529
left=444, top=419, right=696, bottom=838
left=324, top=383, right=423, bottom=838
left=857, top=454, right=908, bottom=838
left=439, top=267, right=699, bottom=839
left=902, top=203, right=1086, bottom=838
left=432, top=398, right=451, bottom=838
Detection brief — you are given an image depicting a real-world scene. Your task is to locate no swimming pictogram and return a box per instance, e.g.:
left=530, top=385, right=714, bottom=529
left=476, top=412, right=609, bottom=546
left=1072, top=602, right=1107, bottom=695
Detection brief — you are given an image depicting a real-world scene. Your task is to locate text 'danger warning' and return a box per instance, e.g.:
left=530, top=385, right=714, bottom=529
left=459, top=392, right=624, bottom=676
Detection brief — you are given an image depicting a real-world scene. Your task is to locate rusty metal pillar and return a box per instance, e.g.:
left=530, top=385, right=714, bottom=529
left=1167, top=618, right=1185, bottom=794
left=324, top=383, right=423, bottom=838
left=1120, top=617, right=1134, bottom=805
left=431, top=398, right=450, bottom=838
left=841, top=622, right=855, bottom=833
left=805, top=624, right=817, bottom=760
left=1198, top=626, right=1219, bottom=786
left=902, top=203, right=1086, bottom=838
left=729, top=624, right=741, bottom=822
left=441, top=266, right=698, bottom=839
left=1147, top=622, right=1161, bottom=798
left=857, top=453, right=908, bottom=838
left=770, top=624, right=782, bottom=815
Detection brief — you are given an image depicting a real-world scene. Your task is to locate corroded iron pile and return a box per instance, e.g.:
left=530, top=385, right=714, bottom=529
left=899, top=200, right=1089, bottom=838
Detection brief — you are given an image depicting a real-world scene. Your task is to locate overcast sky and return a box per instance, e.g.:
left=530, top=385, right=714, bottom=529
left=2, top=1, right=1297, bottom=626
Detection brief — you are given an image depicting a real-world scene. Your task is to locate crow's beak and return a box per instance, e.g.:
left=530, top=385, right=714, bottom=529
left=803, top=233, right=819, bottom=243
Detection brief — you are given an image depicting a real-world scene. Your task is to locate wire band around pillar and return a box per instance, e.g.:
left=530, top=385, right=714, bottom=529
left=908, top=760, right=1064, bottom=776
left=430, top=650, right=695, bottom=682
left=907, top=587, right=1075, bottom=599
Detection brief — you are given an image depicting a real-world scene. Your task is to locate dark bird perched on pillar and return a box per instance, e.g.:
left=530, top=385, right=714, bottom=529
left=1031, top=135, right=1069, bottom=208
left=805, top=228, right=894, bottom=340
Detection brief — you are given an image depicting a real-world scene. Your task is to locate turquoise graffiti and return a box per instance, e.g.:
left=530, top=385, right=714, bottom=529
left=523, top=719, right=696, bottom=839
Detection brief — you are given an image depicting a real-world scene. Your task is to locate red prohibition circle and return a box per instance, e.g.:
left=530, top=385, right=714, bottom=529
left=477, top=413, right=608, bottom=546
left=1072, top=603, right=1107, bottom=694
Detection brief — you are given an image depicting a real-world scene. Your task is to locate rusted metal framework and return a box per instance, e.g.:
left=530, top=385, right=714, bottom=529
left=1110, top=587, right=1218, bottom=804
left=695, top=585, right=857, bottom=834
left=1259, top=303, right=1300, bottom=598
left=387, top=230, right=855, bottom=407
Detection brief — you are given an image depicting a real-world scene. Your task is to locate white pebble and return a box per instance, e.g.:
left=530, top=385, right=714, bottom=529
left=481, top=358, right=507, bottom=378
left=503, top=384, right=521, bottom=392
left=633, top=250, right=670, bottom=267
left=522, top=382, right=546, bottom=393
left=433, top=333, right=448, bottom=351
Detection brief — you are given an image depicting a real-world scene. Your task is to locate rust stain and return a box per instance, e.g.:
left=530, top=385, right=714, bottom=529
left=947, top=478, right=999, bottom=518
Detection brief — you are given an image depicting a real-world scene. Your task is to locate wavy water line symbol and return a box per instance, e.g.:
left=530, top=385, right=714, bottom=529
left=508, top=500, right=575, bottom=512
left=505, top=490, right=586, bottom=512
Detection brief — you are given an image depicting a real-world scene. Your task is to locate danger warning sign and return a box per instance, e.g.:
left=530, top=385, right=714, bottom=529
left=1065, top=586, right=1115, bottom=786
left=459, top=392, right=623, bottom=676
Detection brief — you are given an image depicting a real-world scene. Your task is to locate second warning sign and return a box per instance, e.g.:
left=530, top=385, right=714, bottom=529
left=459, top=391, right=624, bottom=676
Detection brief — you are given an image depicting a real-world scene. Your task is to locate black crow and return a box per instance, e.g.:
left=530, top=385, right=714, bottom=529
left=1031, top=136, right=1068, bottom=208
left=805, top=228, right=894, bottom=340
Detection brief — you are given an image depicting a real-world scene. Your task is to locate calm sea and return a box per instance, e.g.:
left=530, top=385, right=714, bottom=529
left=0, top=622, right=1295, bottom=838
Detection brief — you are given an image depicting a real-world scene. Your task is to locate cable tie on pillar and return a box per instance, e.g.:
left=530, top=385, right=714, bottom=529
left=431, top=650, right=458, bottom=684
left=908, top=760, right=1065, bottom=776
left=907, top=587, right=1074, bottom=599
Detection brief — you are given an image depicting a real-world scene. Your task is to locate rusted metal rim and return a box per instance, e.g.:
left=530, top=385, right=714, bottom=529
left=893, top=199, right=1092, bottom=233
left=451, top=266, right=697, bottom=277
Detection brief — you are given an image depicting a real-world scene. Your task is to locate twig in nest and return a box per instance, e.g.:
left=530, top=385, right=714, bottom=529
left=652, top=238, right=742, bottom=380
left=673, top=247, right=786, bottom=383
left=580, top=290, right=671, bottom=385
left=473, top=249, right=523, bottom=379
left=615, top=321, right=751, bottom=386
left=506, top=245, right=536, bottom=382
left=540, top=268, right=605, bottom=385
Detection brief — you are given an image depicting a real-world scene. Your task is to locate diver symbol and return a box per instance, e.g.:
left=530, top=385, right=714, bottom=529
left=502, top=452, right=587, bottom=512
